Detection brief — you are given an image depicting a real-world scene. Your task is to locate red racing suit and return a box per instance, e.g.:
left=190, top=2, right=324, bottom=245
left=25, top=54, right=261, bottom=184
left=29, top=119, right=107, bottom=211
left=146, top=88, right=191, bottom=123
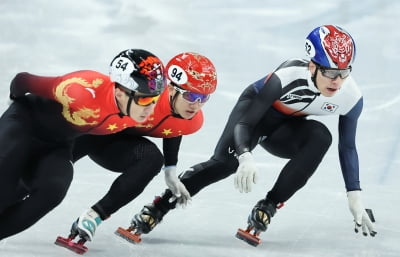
left=10, top=70, right=138, bottom=136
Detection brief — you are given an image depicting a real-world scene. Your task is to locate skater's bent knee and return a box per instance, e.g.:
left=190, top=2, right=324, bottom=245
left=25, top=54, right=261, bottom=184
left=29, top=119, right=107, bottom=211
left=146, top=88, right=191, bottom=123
left=308, top=121, right=332, bottom=147
left=34, top=180, right=70, bottom=207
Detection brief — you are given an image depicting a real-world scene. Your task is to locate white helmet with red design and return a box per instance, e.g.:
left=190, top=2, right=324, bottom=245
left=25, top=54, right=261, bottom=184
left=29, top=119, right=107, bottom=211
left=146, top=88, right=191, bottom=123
left=109, top=49, right=166, bottom=96
left=305, top=25, right=356, bottom=69
left=166, top=52, right=217, bottom=94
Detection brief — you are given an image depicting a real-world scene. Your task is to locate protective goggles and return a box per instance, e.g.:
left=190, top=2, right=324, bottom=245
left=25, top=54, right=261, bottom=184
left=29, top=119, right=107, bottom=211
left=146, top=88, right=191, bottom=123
left=132, top=94, right=160, bottom=106
left=318, top=64, right=352, bottom=79
left=173, top=85, right=210, bottom=103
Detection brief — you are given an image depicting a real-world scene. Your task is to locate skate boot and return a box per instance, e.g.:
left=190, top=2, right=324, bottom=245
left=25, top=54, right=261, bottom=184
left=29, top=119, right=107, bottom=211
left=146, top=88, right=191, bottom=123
left=74, top=208, right=102, bottom=241
left=236, top=199, right=282, bottom=246
left=115, top=189, right=175, bottom=243
left=55, top=208, right=102, bottom=254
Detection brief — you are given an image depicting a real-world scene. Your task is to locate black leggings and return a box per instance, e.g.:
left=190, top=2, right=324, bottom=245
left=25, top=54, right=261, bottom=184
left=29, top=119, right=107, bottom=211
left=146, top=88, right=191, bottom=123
left=0, top=103, right=73, bottom=240
left=180, top=118, right=332, bottom=204
left=72, top=134, right=164, bottom=219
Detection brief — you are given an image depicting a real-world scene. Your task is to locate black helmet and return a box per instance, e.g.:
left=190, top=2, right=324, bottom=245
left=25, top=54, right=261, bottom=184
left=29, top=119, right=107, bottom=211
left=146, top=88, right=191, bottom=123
left=109, top=49, right=166, bottom=95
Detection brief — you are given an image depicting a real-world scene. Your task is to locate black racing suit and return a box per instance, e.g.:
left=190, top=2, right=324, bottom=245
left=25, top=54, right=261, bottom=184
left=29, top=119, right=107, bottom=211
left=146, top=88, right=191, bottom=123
left=71, top=133, right=167, bottom=220
left=180, top=84, right=333, bottom=204
left=0, top=97, right=77, bottom=239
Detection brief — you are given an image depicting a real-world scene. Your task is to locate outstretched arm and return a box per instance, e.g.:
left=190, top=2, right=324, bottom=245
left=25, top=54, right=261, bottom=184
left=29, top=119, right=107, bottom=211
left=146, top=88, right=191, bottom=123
left=163, top=137, right=191, bottom=204
left=233, top=73, right=282, bottom=155
left=339, top=97, right=377, bottom=237
left=233, top=73, right=282, bottom=193
left=338, top=98, right=362, bottom=191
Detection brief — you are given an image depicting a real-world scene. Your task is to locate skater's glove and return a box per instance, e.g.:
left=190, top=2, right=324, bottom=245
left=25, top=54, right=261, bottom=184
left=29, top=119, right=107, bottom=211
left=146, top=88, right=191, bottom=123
left=234, top=152, right=259, bottom=193
left=164, top=166, right=191, bottom=204
left=347, top=190, right=377, bottom=237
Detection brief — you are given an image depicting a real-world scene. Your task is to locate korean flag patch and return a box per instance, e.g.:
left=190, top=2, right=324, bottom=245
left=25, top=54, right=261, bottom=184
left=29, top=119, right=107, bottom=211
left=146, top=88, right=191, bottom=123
left=321, top=102, right=338, bottom=113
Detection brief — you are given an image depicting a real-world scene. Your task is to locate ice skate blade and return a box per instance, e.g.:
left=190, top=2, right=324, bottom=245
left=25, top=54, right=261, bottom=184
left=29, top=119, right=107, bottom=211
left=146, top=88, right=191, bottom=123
left=55, top=236, right=88, bottom=254
left=236, top=228, right=261, bottom=247
left=115, top=227, right=142, bottom=244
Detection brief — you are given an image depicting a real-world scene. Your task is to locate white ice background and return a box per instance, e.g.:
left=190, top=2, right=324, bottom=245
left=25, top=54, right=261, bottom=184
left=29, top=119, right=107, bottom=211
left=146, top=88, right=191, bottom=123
left=0, top=1, right=399, bottom=256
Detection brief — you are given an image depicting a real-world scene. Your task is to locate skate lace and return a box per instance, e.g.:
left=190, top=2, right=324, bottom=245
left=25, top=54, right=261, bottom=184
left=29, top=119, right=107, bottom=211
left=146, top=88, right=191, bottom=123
left=256, top=209, right=270, bottom=225
left=140, top=214, right=156, bottom=229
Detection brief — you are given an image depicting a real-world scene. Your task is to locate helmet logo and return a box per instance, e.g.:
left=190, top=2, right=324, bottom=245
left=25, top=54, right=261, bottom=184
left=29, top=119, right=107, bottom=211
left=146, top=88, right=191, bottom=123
left=139, top=56, right=165, bottom=92
left=323, top=26, right=354, bottom=69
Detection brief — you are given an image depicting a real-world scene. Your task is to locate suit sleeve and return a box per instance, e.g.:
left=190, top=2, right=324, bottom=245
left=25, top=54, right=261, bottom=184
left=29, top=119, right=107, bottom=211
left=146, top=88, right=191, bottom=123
left=163, top=136, right=182, bottom=166
left=338, top=97, right=363, bottom=191
left=233, top=73, right=282, bottom=155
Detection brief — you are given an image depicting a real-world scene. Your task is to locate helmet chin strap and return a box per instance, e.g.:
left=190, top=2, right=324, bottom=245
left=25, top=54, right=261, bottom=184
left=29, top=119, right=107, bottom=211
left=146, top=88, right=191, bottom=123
left=169, top=93, right=183, bottom=119
left=115, top=84, right=134, bottom=117
left=311, top=63, right=320, bottom=90
left=126, top=97, right=133, bottom=117
left=125, top=91, right=136, bottom=117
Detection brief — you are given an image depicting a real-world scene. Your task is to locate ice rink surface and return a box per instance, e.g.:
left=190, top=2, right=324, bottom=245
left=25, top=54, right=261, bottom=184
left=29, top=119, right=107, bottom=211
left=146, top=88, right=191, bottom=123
left=0, top=1, right=399, bottom=256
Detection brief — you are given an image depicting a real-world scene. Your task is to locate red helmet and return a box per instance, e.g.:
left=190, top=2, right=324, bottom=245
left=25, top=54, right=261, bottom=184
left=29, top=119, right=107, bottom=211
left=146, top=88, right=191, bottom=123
left=166, top=52, right=217, bottom=94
